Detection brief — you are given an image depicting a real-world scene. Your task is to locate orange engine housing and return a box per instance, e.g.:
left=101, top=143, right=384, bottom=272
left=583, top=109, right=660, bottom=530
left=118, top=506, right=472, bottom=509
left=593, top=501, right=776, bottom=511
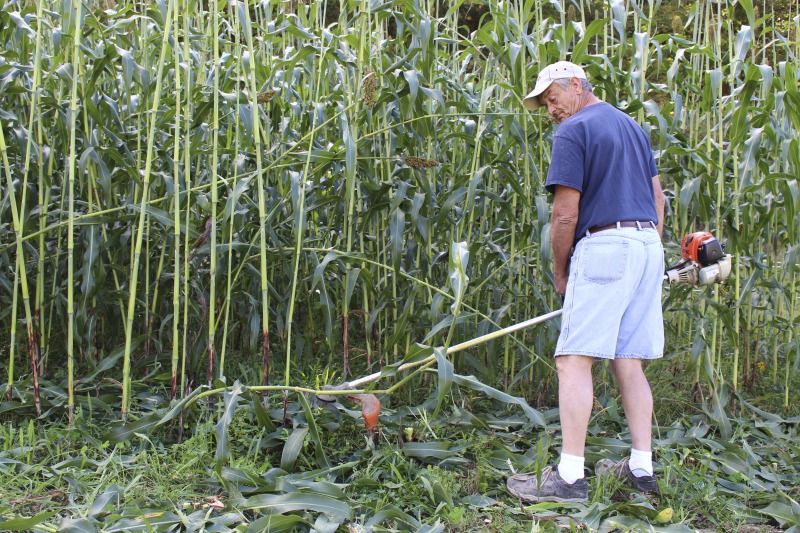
left=681, top=231, right=724, bottom=266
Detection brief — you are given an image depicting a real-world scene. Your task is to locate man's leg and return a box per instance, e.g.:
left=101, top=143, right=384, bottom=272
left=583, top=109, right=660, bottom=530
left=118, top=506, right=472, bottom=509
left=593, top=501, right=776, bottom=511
left=556, top=354, right=595, bottom=482
left=610, top=358, right=653, bottom=473
left=505, top=353, right=593, bottom=502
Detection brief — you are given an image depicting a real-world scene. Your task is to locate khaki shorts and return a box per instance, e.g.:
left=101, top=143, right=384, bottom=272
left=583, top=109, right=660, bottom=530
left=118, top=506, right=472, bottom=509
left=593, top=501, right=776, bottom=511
left=555, top=227, right=664, bottom=359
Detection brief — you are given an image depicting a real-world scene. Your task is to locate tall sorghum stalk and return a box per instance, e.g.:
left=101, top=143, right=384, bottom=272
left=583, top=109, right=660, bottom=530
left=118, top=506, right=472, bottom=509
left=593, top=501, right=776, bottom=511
left=243, top=0, right=272, bottom=387
left=206, top=0, right=221, bottom=387
left=121, top=0, right=175, bottom=419
left=170, top=6, right=182, bottom=400
left=65, top=0, right=85, bottom=422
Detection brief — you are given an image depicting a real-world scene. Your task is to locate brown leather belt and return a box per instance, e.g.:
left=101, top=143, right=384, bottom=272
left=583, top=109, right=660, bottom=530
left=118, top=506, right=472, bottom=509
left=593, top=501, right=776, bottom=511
left=588, top=220, right=656, bottom=234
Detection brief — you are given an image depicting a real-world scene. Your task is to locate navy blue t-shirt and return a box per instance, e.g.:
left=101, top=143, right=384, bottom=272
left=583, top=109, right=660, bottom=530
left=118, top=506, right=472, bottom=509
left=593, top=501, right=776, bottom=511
left=544, top=102, right=658, bottom=241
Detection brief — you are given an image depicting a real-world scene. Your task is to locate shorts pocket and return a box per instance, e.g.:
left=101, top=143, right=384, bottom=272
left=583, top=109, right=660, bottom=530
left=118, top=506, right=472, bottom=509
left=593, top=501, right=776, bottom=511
left=582, top=241, right=628, bottom=284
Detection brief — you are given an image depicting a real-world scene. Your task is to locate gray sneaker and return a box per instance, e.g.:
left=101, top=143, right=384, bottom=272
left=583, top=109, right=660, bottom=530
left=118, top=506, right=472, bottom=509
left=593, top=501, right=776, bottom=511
left=507, top=466, right=589, bottom=503
left=595, top=457, right=659, bottom=494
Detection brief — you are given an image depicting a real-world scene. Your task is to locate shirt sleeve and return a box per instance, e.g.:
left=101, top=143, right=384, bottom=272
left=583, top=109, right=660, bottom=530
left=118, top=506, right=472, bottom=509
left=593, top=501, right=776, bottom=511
left=648, top=151, right=658, bottom=178
left=545, top=133, right=585, bottom=194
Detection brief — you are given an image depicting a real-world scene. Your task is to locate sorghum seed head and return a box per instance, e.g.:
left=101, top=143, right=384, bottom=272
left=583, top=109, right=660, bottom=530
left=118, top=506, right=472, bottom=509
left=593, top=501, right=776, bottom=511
left=257, top=90, right=275, bottom=104
left=405, top=156, right=440, bottom=169
left=672, top=15, right=683, bottom=35
left=363, top=70, right=377, bottom=109
left=567, top=5, right=577, bottom=22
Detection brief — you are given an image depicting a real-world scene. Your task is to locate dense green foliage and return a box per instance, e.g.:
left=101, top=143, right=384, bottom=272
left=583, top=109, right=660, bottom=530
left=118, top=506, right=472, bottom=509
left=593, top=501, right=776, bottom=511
left=0, top=0, right=799, bottom=530
left=1, top=397, right=799, bottom=531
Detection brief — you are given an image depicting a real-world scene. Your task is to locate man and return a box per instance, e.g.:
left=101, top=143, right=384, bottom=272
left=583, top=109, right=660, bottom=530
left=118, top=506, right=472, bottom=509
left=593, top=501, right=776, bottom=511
left=507, top=61, right=667, bottom=503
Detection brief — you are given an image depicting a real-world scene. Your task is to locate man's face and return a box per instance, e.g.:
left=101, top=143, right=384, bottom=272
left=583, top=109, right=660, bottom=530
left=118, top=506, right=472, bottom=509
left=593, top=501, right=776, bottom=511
left=538, top=78, right=581, bottom=123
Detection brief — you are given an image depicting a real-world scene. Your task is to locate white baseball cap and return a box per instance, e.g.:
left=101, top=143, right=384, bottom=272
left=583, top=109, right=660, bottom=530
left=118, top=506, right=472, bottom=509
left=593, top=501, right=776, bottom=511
left=523, top=61, right=587, bottom=110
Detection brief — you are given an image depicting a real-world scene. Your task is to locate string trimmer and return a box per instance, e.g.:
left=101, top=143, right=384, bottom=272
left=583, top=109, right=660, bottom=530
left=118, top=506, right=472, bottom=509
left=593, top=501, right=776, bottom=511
left=323, top=231, right=733, bottom=430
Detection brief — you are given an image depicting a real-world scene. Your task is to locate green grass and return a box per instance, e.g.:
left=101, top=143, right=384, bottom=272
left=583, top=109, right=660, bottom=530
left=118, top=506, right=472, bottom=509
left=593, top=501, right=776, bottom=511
left=1, top=0, right=799, bottom=530
left=1, top=373, right=798, bottom=532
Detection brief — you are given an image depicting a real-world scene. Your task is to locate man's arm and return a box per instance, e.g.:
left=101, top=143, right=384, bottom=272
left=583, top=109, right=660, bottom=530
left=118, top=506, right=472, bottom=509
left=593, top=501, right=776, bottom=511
left=652, top=175, right=666, bottom=237
left=551, top=185, right=581, bottom=296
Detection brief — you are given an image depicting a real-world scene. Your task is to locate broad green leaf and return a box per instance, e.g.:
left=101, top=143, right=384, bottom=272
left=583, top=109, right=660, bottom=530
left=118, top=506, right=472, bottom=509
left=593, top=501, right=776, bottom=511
left=154, top=385, right=208, bottom=427
left=246, top=515, right=310, bottom=533
left=365, top=505, right=421, bottom=529
left=433, top=347, right=453, bottom=415
left=738, top=0, right=755, bottom=27
left=344, top=268, right=360, bottom=307
left=280, top=426, right=308, bottom=472
left=389, top=188, right=409, bottom=273
left=298, top=393, right=329, bottom=469
left=105, top=512, right=182, bottom=532
left=0, top=511, right=58, bottom=531
left=733, top=26, right=754, bottom=78
left=215, top=381, right=245, bottom=468
left=241, top=493, right=352, bottom=519
left=757, top=501, right=800, bottom=528
left=89, top=485, right=123, bottom=517
left=58, top=517, right=98, bottom=533
left=609, top=0, right=627, bottom=41
left=572, top=18, right=608, bottom=65
left=309, top=251, right=335, bottom=350
left=84, top=335, right=146, bottom=381
left=104, top=412, right=162, bottom=443
left=448, top=241, right=469, bottom=314
left=128, top=203, right=175, bottom=230
left=378, top=343, right=435, bottom=380
left=402, top=441, right=456, bottom=460
left=452, top=374, right=545, bottom=426
left=276, top=478, right=347, bottom=499
left=250, top=391, right=276, bottom=430
left=739, top=127, right=764, bottom=188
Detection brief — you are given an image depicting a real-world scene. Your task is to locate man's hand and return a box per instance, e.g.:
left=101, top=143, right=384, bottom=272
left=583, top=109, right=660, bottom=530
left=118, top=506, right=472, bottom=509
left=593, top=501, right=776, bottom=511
left=551, top=186, right=581, bottom=297
left=555, top=272, right=569, bottom=298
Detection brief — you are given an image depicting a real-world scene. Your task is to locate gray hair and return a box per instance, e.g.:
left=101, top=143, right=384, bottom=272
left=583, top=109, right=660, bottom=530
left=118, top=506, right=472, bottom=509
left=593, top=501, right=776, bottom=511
left=554, top=78, right=593, bottom=92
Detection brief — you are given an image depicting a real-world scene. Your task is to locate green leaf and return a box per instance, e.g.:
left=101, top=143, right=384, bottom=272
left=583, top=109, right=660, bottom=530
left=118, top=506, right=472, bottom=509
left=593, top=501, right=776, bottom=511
left=85, top=335, right=146, bottom=381
left=155, top=386, right=208, bottom=427
left=246, top=515, right=311, bottom=533
left=298, top=393, right=329, bottom=469
left=344, top=268, right=360, bottom=308
left=89, top=485, right=123, bottom=517
left=80, top=225, right=101, bottom=296
left=448, top=241, right=469, bottom=314
left=105, top=512, right=182, bottom=532
left=433, top=347, right=453, bottom=415
left=241, top=493, right=352, bottom=520
left=250, top=391, right=276, bottom=430
left=704, top=385, right=732, bottom=441
left=0, top=511, right=58, bottom=531
left=128, top=203, right=176, bottom=230
left=733, top=25, right=754, bottom=78
left=390, top=206, right=406, bottom=274
left=452, top=374, right=545, bottom=426
left=739, top=127, right=764, bottom=188
left=280, top=426, right=308, bottom=472
left=215, top=381, right=245, bottom=469
left=58, top=517, right=98, bottom=533
left=365, top=505, right=422, bottom=529
left=104, top=412, right=162, bottom=443
left=402, top=441, right=456, bottom=460
left=571, top=18, right=608, bottom=65
left=757, top=501, right=800, bottom=528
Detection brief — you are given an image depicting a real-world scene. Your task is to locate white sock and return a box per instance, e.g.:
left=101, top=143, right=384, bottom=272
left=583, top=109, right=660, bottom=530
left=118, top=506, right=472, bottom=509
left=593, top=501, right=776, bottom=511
left=629, top=448, right=653, bottom=477
left=557, top=453, right=585, bottom=484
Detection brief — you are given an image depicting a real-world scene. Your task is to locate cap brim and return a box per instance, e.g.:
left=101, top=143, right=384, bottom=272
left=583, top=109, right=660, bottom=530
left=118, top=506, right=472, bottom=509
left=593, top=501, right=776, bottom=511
left=522, top=79, right=553, bottom=110
left=522, top=91, right=542, bottom=110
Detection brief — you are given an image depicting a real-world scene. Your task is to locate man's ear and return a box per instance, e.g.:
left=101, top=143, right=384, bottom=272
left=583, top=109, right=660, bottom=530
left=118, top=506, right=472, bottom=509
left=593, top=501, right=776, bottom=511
left=570, top=77, right=582, bottom=93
